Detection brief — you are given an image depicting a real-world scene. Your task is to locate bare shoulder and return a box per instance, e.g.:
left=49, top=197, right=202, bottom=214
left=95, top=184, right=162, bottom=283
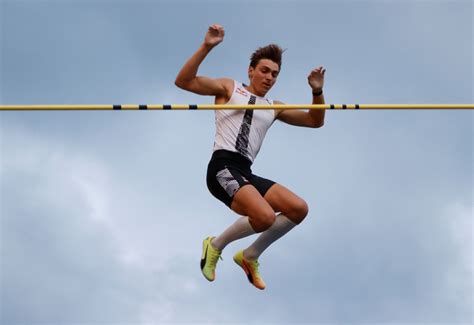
left=273, top=100, right=285, bottom=119
left=214, top=78, right=233, bottom=91
left=215, top=78, right=234, bottom=99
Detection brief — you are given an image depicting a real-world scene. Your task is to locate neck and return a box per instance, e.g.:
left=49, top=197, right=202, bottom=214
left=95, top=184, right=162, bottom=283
left=245, top=84, right=266, bottom=97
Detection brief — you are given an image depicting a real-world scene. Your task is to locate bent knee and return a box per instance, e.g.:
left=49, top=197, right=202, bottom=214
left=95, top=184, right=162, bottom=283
left=288, top=200, right=309, bottom=224
left=249, top=210, right=276, bottom=232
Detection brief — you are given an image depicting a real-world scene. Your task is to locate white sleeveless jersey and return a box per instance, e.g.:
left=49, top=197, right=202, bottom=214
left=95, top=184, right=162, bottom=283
left=213, top=80, right=277, bottom=162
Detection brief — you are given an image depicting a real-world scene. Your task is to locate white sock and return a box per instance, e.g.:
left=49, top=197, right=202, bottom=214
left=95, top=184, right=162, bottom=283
left=211, top=216, right=256, bottom=251
left=243, top=213, right=296, bottom=261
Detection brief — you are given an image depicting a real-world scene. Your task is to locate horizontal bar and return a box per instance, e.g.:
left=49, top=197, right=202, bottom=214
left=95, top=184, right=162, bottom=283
left=0, top=104, right=473, bottom=111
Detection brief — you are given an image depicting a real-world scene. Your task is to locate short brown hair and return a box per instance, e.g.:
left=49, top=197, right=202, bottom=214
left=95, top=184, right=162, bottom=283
left=250, top=44, right=284, bottom=69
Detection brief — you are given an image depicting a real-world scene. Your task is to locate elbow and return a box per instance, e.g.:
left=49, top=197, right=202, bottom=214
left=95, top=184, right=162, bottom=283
left=174, top=78, right=186, bottom=90
left=175, top=76, right=193, bottom=90
left=308, top=113, right=324, bottom=128
left=310, top=119, right=324, bottom=128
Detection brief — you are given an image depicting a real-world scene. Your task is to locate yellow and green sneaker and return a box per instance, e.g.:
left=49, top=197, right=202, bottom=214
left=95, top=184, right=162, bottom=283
left=233, top=250, right=266, bottom=290
left=200, top=236, right=222, bottom=281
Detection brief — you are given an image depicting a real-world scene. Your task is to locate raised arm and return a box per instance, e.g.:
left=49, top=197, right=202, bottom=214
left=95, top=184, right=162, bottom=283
left=276, top=67, right=326, bottom=128
left=175, top=24, right=233, bottom=98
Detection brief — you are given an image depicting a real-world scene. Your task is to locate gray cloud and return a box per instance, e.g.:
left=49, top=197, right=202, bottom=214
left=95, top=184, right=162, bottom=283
left=1, top=0, right=472, bottom=324
left=2, top=109, right=471, bottom=323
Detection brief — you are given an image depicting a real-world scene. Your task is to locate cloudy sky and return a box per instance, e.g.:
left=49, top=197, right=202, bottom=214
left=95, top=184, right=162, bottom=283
left=1, top=0, right=472, bottom=324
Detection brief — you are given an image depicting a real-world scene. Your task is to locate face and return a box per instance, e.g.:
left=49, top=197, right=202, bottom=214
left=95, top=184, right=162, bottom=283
left=248, top=59, right=280, bottom=96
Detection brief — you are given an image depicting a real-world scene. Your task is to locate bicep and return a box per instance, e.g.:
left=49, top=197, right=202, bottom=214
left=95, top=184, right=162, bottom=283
left=276, top=109, right=314, bottom=127
left=274, top=100, right=315, bottom=127
left=183, top=77, right=232, bottom=97
left=275, top=99, right=319, bottom=127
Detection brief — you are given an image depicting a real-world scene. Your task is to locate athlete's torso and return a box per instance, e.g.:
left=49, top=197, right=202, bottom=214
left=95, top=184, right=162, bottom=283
left=213, top=80, right=277, bottom=162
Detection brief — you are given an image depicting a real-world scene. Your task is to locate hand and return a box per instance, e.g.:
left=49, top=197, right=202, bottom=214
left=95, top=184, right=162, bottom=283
left=204, top=24, right=225, bottom=48
left=308, top=66, right=326, bottom=92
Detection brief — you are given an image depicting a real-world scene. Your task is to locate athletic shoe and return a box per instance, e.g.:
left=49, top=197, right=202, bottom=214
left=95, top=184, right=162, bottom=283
left=233, top=250, right=266, bottom=290
left=200, top=236, right=222, bottom=281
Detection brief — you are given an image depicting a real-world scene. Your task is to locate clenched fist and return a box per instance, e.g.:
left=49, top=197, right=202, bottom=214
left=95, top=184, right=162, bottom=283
left=204, top=24, right=225, bottom=47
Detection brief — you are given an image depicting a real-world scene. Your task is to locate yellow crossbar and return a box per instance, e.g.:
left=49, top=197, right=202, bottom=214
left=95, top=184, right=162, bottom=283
left=0, top=104, right=473, bottom=111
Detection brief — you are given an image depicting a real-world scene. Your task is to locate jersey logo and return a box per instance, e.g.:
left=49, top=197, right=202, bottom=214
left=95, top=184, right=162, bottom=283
left=236, top=87, right=249, bottom=97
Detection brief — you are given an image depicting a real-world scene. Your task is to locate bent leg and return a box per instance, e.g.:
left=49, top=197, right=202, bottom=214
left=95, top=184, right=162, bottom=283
left=243, top=183, right=309, bottom=260
left=211, top=185, right=277, bottom=251
left=211, top=216, right=255, bottom=250
left=263, top=183, right=309, bottom=224
left=231, top=185, right=277, bottom=233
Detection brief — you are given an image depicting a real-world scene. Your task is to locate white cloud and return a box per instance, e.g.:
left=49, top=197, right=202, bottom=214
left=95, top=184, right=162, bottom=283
left=0, top=121, right=253, bottom=323
left=444, top=200, right=473, bottom=304
left=2, top=109, right=472, bottom=323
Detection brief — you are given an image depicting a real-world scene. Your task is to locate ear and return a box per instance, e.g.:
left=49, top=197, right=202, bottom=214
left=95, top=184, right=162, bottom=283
left=248, top=66, right=254, bottom=80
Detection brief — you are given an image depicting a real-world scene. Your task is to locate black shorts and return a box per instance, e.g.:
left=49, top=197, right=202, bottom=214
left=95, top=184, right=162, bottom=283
left=206, top=150, right=276, bottom=208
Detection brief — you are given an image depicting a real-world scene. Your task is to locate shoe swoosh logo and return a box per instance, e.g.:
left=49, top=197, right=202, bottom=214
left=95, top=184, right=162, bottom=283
left=200, top=243, right=208, bottom=270
left=242, top=259, right=254, bottom=284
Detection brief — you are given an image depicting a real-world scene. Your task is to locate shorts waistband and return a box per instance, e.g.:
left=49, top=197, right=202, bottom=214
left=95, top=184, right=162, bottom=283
left=211, top=149, right=253, bottom=168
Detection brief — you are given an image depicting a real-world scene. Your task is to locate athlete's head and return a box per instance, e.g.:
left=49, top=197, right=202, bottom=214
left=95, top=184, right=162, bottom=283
left=248, top=44, right=284, bottom=96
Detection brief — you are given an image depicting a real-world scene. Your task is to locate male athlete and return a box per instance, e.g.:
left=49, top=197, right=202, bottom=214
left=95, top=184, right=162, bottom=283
left=175, top=24, right=326, bottom=290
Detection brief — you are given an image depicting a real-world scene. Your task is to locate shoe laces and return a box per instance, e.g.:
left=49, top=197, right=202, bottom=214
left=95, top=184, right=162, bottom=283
left=208, top=247, right=223, bottom=266
left=247, top=259, right=261, bottom=276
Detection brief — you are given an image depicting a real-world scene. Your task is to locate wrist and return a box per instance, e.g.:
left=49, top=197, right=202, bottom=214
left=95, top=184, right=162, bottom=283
left=312, top=89, right=323, bottom=96
left=201, top=42, right=216, bottom=51
left=203, top=40, right=221, bottom=48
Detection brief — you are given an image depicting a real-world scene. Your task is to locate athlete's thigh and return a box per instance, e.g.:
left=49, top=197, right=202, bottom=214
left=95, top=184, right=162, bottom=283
left=263, top=183, right=308, bottom=216
left=231, top=184, right=274, bottom=217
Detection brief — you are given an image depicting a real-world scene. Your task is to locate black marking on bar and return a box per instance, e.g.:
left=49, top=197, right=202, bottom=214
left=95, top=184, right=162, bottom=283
left=139, top=105, right=148, bottom=110
left=342, top=105, right=347, bottom=109
left=330, top=105, right=335, bottom=110
left=163, top=105, right=172, bottom=110
left=189, top=105, right=198, bottom=110
left=355, top=104, right=360, bottom=110
left=113, top=105, right=122, bottom=110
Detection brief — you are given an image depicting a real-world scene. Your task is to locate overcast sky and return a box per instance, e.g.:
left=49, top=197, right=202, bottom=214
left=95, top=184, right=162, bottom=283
left=0, top=0, right=472, bottom=324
